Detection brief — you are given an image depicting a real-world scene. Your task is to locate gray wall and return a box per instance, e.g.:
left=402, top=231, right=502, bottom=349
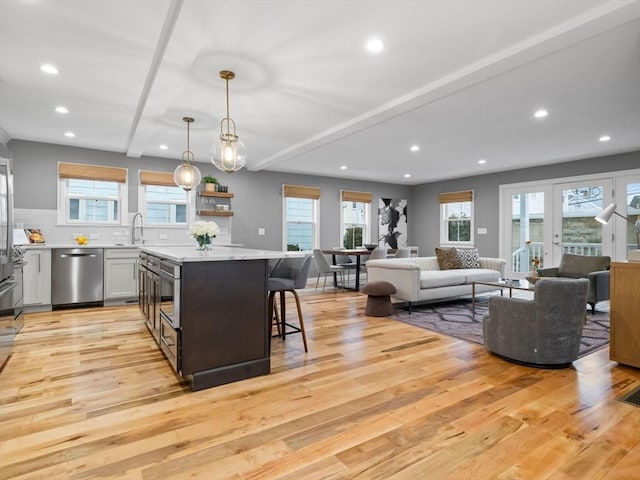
left=0, top=143, right=12, bottom=159
left=412, top=150, right=640, bottom=258
left=8, top=139, right=411, bottom=250
left=8, top=139, right=639, bottom=254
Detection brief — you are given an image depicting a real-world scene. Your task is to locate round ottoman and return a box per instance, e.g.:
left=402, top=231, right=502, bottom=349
left=361, top=281, right=397, bottom=317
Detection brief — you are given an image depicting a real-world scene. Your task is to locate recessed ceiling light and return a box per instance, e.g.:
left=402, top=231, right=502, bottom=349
left=40, top=63, right=59, bottom=75
left=534, top=109, right=548, bottom=118
left=64, top=131, right=75, bottom=138
left=478, top=159, right=487, bottom=165
left=599, top=135, right=611, bottom=142
left=55, top=106, right=68, bottom=114
left=159, top=144, right=169, bottom=150
left=404, top=174, right=411, bottom=178
left=340, top=165, right=347, bottom=170
left=410, top=145, right=420, bottom=152
left=365, top=38, right=384, bottom=53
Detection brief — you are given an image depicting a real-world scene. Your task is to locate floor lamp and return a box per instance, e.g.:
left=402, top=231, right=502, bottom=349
left=595, top=202, right=640, bottom=260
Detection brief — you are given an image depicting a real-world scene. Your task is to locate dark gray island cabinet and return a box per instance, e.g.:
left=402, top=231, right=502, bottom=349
left=138, top=246, right=284, bottom=391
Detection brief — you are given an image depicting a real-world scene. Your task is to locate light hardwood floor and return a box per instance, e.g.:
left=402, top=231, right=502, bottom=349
left=1, top=290, right=639, bottom=479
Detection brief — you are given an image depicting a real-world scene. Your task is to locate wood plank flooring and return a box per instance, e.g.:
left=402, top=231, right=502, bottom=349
left=1, top=290, right=639, bottom=479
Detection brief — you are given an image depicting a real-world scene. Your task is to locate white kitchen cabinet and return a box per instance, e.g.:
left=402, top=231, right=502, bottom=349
left=104, top=248, right=138, bottom=301
left=23, top=248, right=52, bottom=307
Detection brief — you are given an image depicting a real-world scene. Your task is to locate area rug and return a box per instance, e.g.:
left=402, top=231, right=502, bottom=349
left=391, top=298, right=609, bottom=358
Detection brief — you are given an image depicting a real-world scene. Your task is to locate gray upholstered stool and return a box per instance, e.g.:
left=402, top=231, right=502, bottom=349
left=362, top=281, right=396, bottom=317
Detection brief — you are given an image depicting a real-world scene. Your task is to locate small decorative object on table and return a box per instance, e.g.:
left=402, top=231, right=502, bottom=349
left=189, top=220, right=220, bottom=251
left=363, top=243, right=378, bottom=251
left=525, top=240, right=541, bottom=284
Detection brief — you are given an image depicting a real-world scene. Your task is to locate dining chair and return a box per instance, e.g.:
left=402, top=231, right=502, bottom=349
left=364, top=247, right=387, bottom=280
left=313, top=249, right=345, bottom=292
left=267, top=255, right=312, bottom=352
left=394, top=248, right=411, bottom=258
left=333, top=247, right=357, bottom=285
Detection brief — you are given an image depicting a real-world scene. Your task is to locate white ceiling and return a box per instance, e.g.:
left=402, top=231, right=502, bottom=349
left=1, top=0, right=639, bottom=185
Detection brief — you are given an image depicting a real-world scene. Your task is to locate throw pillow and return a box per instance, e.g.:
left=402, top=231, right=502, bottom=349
left=456, top=248, right=481, bottom=268
left=435, top=247, right=462, bottom=270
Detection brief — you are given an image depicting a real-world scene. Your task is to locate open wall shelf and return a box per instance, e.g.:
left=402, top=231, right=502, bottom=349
left=198, top=191, right=234, bottom=198
left=197, top=210, right=234, bottom=217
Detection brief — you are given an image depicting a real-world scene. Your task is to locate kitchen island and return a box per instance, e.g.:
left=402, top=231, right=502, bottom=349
left=139, top=246, right=285, bottom=391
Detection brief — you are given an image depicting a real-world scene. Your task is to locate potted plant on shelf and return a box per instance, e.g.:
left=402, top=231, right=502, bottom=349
left=203, top=175, right=218, bottom=192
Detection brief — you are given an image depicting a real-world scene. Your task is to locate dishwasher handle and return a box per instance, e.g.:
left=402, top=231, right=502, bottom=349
left=59, top=253, right=98, bottom=258
left=0, top=280, right=17, bottom=298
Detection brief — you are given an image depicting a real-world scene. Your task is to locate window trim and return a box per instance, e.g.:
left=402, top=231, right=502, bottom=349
left=57, top=162, right=128, bottom=226
left=439, top=190, right=474, bottom=246
left=282, top=185, right=320, bottom=252
left=138, top=170, right=195, bottom=228
left=340, top=194, right=371, bottom=248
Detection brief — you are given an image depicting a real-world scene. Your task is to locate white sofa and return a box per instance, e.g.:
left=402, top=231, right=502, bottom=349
left=366, top=256, right=506, bottom=309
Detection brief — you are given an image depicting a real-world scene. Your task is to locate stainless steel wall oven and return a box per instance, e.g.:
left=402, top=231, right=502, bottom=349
left=159, top=259, right=181, bottom=329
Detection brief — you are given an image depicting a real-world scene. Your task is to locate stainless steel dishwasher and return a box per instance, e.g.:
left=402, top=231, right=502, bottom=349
left=52, top=248, right=104, bottom=307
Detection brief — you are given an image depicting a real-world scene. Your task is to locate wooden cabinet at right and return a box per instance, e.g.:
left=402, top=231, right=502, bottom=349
left=610, top=261, right=640, bottom=368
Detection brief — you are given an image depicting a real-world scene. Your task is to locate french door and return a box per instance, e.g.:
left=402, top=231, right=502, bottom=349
left=501, top=184, right=553, bottom=277
left=552, top=179, right=613, bottom=262
left=501, top=176, right=622, bottom=278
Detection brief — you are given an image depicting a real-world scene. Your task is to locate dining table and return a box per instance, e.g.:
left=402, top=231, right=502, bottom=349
left=320, top=247, right=418, bottom=291
left=321, top=248, right=373, bottom=291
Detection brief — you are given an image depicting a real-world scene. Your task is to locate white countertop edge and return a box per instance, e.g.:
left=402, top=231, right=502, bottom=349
left=140, top=245, right=287, bottom=262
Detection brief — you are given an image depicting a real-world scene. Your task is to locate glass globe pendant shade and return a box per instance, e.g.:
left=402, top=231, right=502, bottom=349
left=174, top=116, right=202, bottom=191
left=174, top=162, right=201, bottom=191
left=210, top=132, right=247, bottom=173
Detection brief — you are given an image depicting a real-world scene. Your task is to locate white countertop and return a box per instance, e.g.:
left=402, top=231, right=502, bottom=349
left=140, top=245, right=286, bottom=263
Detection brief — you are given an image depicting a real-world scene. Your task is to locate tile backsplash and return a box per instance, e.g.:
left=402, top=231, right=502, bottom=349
left=13, top=209, right=233, bottom=246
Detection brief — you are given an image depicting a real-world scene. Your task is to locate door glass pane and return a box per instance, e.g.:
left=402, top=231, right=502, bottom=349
left=511, top=192, right=544, bottom=273
left=625, top=182, right=640, bottom=253
left=560, top=186, right=604, bottom=256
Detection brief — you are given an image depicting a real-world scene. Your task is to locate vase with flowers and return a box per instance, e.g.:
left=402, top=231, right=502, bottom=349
left=525, top=240, right=541, bottom=284
left=189, top=221, right=220, bottom=251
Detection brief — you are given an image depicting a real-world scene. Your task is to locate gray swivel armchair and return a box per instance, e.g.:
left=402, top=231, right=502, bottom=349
left=537, top=253, right=610, bottom=313
left=483, top=277, right=589, bottom=368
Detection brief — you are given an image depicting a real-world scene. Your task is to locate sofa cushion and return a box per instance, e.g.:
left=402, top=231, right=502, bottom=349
left=558, top=254, right=610, bottom=278
left=456, top=248, right=481, bottom=268
left=464, top=268, right=502, bottom=283
left=435, top=247, right=462, bottom=270
left=420, top=270, right=467, bottom=289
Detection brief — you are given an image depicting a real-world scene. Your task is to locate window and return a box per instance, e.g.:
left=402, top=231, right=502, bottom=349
left=58, top=162, right=127, bottom=225
left=139, top=170, right=192, bottom=226
left=283, top=184, right=320, bottom=252
left=439, top=190, right=474, bottom=245
left=341, top=190, right=372, bottom=248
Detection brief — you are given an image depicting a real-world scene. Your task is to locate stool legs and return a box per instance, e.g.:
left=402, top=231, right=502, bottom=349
left=268, top=289, right=308, bottom=352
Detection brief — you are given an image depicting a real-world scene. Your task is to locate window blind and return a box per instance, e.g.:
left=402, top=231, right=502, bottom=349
left=139, top=170, right=176, bottom=187
left=341, top=190, right=372, bottom=203
left=283, top=184, right=321, bottom=200
left=439, top=190, right=473, bottom=204
left=58, top=162, right=127, bottom=183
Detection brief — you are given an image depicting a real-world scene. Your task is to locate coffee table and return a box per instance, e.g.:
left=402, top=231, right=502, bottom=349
left=471, top=279, right=535, bottom=315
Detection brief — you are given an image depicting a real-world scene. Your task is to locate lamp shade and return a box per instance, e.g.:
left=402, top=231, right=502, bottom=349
left=210, top=133, right=247, bottom=173
left=174, top=163, right=201, bottom=191
left=595, top=202, right=616, bottom=225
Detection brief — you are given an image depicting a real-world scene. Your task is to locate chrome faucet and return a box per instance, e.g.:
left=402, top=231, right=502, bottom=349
left=131, top=212, right=144, bottom=244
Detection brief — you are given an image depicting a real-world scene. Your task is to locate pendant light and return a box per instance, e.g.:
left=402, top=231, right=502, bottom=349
left=210, top=70, right=247, bottom=173
left=174, top=116, right=202, bottom=191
